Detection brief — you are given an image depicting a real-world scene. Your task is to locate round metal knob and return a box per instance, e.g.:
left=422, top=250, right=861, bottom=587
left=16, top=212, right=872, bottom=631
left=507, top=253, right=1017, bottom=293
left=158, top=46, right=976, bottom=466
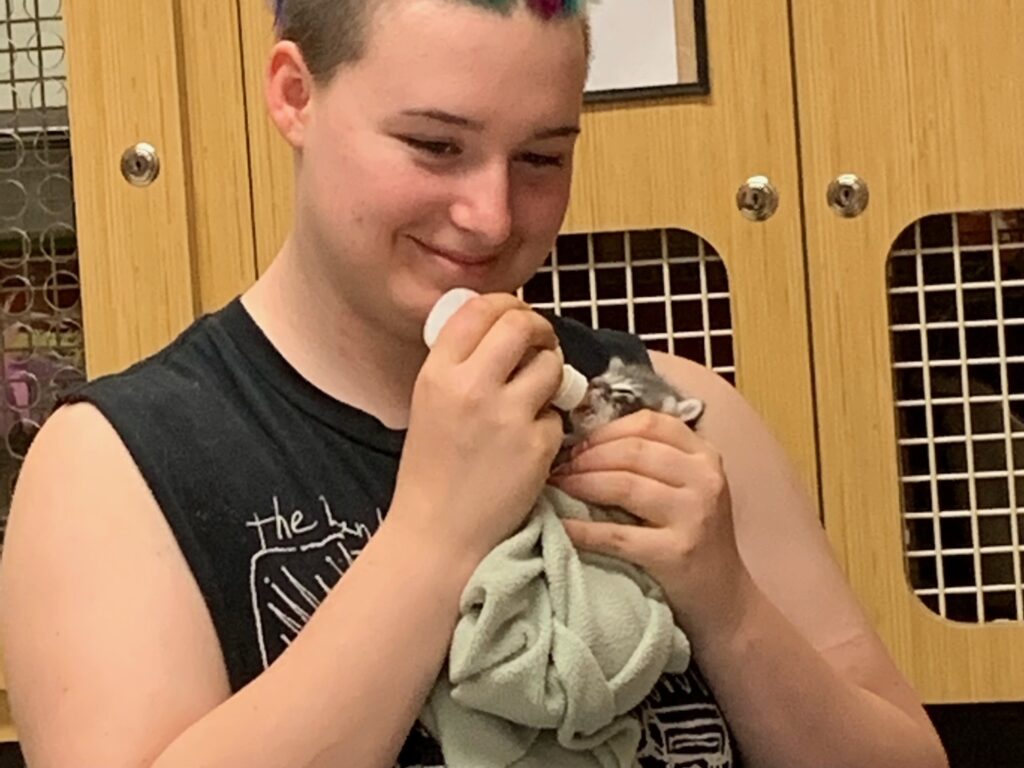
left=120, top=143, right=160, bottom=187
left=827, top=173, right=869, bottom=218
left=736, top=175, right=779, bottom=222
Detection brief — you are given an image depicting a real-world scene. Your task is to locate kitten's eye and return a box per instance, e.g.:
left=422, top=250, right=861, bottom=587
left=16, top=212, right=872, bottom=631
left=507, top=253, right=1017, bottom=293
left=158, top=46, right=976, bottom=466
left=611, top=392, right=638, bottom=404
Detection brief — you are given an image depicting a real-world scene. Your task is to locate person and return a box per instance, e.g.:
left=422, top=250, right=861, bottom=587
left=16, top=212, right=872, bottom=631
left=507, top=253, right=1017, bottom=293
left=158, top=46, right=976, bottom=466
left=0, top=1, right=948, bottom=766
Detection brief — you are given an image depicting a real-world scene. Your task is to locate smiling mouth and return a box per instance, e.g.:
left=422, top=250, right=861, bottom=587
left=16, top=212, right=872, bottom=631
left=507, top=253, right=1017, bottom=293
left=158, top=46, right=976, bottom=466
left=411, top=237, right=500, bottom=267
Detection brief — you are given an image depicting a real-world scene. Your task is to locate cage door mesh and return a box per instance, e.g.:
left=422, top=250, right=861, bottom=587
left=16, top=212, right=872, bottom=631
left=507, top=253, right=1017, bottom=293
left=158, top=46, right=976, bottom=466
left=889, top=210, right=1024, bottom=624
left=520, top=228, right=735, bottom=384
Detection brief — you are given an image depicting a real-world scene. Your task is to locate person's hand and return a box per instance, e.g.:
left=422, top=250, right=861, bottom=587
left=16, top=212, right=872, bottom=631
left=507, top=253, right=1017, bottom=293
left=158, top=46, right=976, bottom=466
left=388, top=293, right=565, bottom=568
left=549, top=409, right=755, bottom=633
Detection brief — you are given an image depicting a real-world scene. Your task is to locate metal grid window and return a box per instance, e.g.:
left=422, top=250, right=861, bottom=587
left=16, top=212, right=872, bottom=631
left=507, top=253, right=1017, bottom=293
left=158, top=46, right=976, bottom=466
left=520, top=229, right=735, bottom=384
left=0, top=0, right=81, bottom=547
left=889, top=210, right=1024, bottom=624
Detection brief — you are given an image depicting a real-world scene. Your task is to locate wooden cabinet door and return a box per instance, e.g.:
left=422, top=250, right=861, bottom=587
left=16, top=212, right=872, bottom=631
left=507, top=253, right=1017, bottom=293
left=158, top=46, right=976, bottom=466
left=794, top=1, right=1024, bottom=702
left=65, top=0, right=197, bottom=377
left=238, top=0, right=820, bottom=501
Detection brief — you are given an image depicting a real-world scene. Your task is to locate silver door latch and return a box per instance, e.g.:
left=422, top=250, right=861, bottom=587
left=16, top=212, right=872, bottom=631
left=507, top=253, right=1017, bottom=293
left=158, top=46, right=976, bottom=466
left=120, top=143, right=161, bottom=187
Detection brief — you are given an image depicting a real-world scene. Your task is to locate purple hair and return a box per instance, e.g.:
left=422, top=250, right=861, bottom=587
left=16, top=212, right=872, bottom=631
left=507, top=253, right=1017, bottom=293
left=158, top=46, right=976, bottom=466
left=523, top=0, right=585, bottom=18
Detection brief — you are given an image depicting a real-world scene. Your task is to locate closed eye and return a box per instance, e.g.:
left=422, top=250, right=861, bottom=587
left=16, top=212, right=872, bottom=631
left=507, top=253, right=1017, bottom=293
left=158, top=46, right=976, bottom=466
left=399, top=136, right=565, bottom=169
left=518, top=152, right=564, bottom=168
left=400, top=136, right=462, bottom=158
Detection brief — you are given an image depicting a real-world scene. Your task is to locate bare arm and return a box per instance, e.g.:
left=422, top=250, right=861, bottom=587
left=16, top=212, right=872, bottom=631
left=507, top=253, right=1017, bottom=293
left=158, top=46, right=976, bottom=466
left=651, top=351, right=948, bottom=768
left=1, top=403, right=472, bottom=768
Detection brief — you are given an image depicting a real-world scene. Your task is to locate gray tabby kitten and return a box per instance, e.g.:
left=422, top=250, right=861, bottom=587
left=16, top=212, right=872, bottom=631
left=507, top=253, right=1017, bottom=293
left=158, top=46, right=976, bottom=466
left=559, top=356, right=706, bottom=459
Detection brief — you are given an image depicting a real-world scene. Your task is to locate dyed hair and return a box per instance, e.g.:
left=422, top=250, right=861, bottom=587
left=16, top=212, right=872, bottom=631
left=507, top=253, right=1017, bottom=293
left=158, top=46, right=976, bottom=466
left=272, top=0, right=590, bottom=84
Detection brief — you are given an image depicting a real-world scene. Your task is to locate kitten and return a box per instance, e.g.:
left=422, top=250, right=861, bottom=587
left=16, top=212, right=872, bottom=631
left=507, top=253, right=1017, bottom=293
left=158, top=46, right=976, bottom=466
left=554, top=357, right=705, bottom=466
left=568, top=356, right=705, bottom=438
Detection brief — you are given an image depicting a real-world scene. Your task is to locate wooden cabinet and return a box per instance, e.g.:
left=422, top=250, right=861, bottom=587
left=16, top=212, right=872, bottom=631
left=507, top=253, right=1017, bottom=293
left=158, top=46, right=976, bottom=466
left=793, top=0, right=1024, bottom=702
left=4, top=0, right=1018, bottom=739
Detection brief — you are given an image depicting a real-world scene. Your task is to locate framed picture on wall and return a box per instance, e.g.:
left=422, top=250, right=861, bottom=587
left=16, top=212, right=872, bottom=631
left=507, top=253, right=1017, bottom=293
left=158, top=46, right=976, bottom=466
left=585, top=0, right=709, bottom=103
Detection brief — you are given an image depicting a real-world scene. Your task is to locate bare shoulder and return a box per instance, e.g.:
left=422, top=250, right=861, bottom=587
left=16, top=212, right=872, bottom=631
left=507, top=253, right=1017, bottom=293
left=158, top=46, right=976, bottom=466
left=0, top=403, right=230, bottom=766
left=649, top=352, right=933, bottom=722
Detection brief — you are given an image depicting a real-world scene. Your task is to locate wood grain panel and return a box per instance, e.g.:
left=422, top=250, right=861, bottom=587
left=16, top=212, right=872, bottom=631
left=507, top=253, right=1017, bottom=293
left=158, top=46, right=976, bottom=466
left=64, top=0, right=196, bottom=377
left=178, top=0, right=259, bottom=311
left=794, top=0, right=1024, bottom=703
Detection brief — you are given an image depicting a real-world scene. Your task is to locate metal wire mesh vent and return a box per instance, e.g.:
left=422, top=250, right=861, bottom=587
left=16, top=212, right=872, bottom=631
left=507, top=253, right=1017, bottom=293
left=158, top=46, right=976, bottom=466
left=889, top=210, right=1024, bottom=624
left=520, top=229, right=735, bottom=384
left=0, top=0, right=81, bottom=548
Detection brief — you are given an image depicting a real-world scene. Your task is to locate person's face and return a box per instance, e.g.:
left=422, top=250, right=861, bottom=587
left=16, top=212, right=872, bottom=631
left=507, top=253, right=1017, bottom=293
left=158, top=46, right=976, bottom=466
left=269, top=0, right=589, bottom=336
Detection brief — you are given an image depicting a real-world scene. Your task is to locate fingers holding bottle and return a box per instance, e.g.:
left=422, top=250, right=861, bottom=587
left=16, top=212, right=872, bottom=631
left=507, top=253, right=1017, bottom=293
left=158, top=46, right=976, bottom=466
left=389, top=292, right=568, bottom=566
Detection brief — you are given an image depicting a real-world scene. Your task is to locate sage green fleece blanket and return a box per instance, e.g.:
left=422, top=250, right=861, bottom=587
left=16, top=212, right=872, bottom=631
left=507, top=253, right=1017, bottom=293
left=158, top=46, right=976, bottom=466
left=421, top=486, right=692, bottom=768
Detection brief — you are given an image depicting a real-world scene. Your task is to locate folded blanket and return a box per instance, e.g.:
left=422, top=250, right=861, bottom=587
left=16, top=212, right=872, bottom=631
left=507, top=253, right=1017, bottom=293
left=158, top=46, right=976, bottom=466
left=421, top=486, right=692, bottom=768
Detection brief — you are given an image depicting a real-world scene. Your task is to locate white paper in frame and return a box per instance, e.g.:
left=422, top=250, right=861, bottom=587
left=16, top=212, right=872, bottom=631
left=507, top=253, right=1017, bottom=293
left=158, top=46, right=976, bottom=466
left=585, top=0, right=709, bottom=103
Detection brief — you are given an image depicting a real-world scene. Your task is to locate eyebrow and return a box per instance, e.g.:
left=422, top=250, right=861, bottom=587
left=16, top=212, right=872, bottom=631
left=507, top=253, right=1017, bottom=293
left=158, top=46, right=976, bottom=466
left=400, top=108, right=581, bottom=141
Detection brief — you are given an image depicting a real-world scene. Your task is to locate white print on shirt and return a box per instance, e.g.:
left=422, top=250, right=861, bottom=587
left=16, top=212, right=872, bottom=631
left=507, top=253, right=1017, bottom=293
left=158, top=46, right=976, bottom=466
left=247, top=494, right=383, bottom=668
left=636, top=672, right=735, bottom=768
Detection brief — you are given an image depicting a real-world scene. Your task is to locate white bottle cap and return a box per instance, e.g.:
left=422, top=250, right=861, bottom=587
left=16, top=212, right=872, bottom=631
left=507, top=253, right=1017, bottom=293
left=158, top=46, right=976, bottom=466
left=423, top=287, right=480, bottom=348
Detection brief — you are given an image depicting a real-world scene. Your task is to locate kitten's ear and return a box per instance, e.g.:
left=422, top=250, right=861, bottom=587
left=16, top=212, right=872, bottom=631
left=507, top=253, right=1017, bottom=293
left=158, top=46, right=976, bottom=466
left=664, top=395, right=705, bottom=425
left=608, top=356, right=627, bottom=373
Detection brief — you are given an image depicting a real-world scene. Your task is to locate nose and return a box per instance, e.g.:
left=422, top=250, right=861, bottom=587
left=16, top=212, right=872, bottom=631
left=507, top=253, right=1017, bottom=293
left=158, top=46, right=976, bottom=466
left=449, top=161, right=513, bottom=248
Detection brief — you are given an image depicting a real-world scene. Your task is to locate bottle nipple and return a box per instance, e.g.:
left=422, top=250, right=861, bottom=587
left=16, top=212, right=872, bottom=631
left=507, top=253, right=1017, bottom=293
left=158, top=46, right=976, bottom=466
left=552, top=364, right=588, bottom=411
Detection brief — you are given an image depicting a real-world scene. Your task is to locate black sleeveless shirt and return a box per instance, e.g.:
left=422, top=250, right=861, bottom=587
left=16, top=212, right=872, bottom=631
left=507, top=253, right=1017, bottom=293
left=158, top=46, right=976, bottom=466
left=65, top=297, right=739, bottom=768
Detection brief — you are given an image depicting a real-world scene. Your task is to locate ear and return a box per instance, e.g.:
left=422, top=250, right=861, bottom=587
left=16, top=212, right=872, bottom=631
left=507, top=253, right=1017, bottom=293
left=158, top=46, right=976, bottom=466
left=665, top=396, right=705, bottom=425
left=265, top=40, right=316, bottom=150
left=607, top=356, right=627, bottom=374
